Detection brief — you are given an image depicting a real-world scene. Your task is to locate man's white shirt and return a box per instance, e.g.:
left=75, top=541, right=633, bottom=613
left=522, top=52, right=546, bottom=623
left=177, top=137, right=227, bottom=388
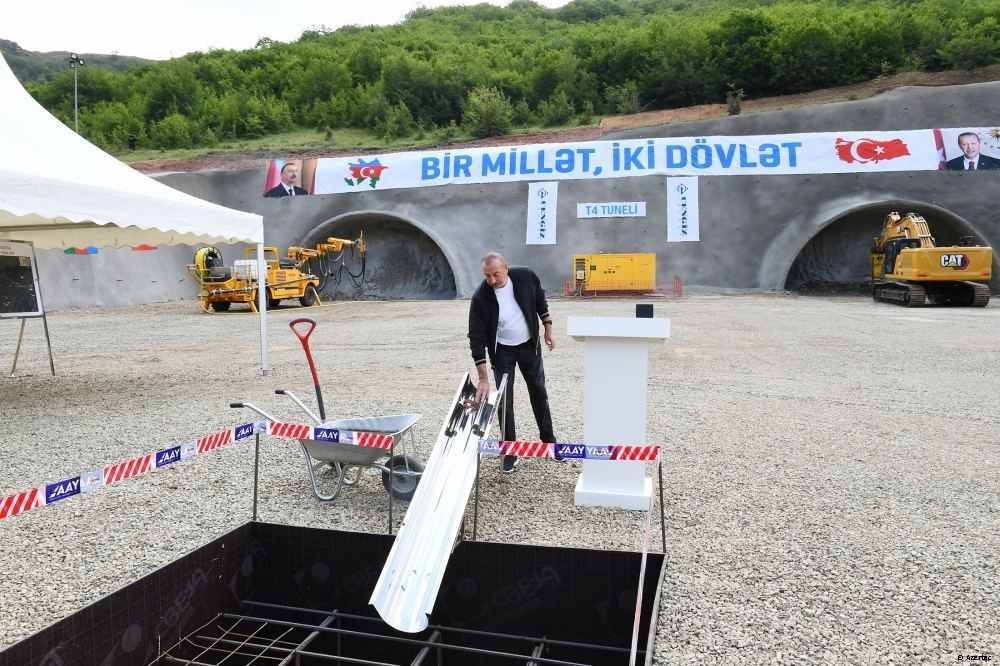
left=494, top=279, right=530, bottom=346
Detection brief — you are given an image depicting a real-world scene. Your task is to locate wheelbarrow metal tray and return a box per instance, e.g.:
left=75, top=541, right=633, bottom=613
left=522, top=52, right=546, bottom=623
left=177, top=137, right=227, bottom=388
left=300, top=413, right=422, bottom=466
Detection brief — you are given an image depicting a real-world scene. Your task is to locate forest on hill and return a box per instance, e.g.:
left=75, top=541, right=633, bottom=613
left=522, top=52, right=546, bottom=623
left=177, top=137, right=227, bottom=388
left=14, top=0, right=1000, bottom=153
left=0, top=39, right=148, bottom=82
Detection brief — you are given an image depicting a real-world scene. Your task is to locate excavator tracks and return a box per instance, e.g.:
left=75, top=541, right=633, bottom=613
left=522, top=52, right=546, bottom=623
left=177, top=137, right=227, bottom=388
left=873, top=281, right=926, bottom=307
left=966, top=281, right=992, bottom=307
left=873, top=281, right=991, bottom=307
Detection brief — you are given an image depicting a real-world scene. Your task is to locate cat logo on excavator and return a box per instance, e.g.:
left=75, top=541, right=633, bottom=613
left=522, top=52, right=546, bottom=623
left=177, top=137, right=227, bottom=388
left=939, top=253, right=969, bottom=269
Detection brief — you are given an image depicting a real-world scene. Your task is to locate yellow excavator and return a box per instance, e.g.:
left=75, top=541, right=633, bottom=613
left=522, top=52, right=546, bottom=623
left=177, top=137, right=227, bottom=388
left=188, top=232, right=366, bottom=313
left=871, top=212, right=992, bottom=307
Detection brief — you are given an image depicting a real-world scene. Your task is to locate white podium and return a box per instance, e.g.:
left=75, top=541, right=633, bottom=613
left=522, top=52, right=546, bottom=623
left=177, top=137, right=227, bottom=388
left=567, top=316, right=670, bottom=510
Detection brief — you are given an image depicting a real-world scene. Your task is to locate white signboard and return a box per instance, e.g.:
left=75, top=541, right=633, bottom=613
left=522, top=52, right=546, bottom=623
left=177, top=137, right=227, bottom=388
left=666, top=177, right=699, bottom=242
left=576, top=202, right=647, bottom=219
left=526, top=182, right=558, bottom=245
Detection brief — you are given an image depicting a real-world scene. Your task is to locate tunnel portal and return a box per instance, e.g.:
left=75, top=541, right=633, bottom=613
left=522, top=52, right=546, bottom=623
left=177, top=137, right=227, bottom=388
left=784, top=204, right=984, bottom=293
left=302, top=213, right=457, bottom=300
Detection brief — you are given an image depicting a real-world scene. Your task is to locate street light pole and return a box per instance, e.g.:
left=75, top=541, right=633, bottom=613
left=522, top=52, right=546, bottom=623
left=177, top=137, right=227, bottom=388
left=68, top=53, right=84, bottom=134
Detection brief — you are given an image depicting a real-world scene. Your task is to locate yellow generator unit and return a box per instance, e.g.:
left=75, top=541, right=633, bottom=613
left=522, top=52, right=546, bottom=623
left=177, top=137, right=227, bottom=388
left=573, top=253, right=656, bottom=293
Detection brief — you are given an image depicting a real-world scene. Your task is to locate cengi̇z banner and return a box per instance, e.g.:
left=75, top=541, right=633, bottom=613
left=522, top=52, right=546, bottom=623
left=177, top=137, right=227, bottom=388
left=666, top=177, right=699, bottom=242
left=526, top=182, right=558, bottom=245
left=267, top=127, right=1000, bottom=196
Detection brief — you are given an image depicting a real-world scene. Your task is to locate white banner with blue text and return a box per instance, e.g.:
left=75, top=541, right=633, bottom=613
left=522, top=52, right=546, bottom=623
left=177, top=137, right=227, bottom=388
left=298, top=128, right=1000, bottom=196
left=667, top=177, right=699, bottom=242
left=577, top=202, right=647, bottom=218
left=526, top=182, right=558, bottom=245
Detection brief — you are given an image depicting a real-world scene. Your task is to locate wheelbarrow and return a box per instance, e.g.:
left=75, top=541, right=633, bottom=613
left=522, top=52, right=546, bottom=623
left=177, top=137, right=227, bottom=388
left=296, top=413, right=423, bottom=502
left=271, top=318, right=424, bottom=503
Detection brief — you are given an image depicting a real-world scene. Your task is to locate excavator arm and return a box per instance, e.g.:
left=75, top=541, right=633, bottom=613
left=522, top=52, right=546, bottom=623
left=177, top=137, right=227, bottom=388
left=872, top=211, right=936, bottom=252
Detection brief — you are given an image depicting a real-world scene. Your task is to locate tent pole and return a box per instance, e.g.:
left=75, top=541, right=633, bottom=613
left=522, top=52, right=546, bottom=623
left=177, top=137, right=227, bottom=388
left=257, top=242, right=269, bottom=376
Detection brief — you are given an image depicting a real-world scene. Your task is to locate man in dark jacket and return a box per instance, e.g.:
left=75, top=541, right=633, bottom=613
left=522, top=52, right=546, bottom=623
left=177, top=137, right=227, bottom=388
left=468, top=252, right=556, bottom=473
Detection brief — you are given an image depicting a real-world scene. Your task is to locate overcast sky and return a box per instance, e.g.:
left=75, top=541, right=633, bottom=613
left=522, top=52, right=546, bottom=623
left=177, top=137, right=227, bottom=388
left=6, top=0, right=570, bottom=60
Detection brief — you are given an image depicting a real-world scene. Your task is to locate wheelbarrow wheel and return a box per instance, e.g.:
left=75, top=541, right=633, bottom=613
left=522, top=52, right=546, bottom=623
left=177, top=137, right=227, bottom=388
left=382, top=455, right=424, bottom=501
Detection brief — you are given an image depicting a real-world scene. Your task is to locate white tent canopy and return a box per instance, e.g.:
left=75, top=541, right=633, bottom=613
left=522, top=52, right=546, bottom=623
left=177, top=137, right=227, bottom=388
left=0, top=55, right=263, bottom=249
left=0, top=54, right=269, bottom=373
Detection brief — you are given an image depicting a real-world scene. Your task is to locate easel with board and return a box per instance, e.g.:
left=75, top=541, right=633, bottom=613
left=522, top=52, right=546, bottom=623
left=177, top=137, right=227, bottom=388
left=1, top=240, right=55, bottom=376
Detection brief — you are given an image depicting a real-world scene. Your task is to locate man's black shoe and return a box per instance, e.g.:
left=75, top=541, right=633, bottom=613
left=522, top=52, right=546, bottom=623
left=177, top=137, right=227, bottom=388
left=501, top=455, right=520, bottom=473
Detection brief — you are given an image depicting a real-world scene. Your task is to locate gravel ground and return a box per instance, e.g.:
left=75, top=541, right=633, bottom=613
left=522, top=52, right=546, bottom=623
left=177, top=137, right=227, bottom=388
left=1, top=294, right=998, bottom=664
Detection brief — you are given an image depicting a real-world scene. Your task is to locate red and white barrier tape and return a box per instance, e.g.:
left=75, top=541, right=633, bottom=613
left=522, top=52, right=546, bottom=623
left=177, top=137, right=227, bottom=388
left=266, top=422, right=395, bottom=450
left=0, top=422, right=261, bottom=522
left=1, top=421, right=657, bottom=522
left=480, top=439, right=660, bottom=461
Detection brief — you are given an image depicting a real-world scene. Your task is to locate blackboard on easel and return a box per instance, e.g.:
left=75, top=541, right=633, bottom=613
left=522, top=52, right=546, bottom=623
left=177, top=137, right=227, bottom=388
left=1, top=241, right=42, bottom=317
left=1, top=241, right=55, bottom=376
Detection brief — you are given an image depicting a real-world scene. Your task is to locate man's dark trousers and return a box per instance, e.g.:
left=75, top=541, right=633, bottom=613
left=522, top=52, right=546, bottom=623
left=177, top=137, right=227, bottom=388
left=493, top=339, right=556, bottom=443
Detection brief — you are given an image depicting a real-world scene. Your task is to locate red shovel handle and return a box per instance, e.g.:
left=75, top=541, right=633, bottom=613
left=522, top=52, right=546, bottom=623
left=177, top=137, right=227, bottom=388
left=289, top=318, right=326, bottom=420
left=289, top=318, right=317, bottom=346
left=289, top=318, right=320, bottom=385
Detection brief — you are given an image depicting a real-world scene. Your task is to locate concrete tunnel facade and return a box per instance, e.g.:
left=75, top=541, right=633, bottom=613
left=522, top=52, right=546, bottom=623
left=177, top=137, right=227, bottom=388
left=31, top=81, right=1000, bottom=309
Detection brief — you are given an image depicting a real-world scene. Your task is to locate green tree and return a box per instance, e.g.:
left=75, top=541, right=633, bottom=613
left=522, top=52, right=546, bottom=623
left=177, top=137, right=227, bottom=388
left=769, top=21, right=840, bottom=93
left=710, top=9, right=777, bottom=96
left=606, top=80, right=641, bottom=115
left=463, top=86, right=514, bottom=138
left=81, top=101, right=144, bottom=151
left=376, top=101, right=415, bottom=139
left=143, top=60, right=201, bottom=120
left=539, top=90, right=574, bottom=126
left=290, top=59, right=352, bottom=107
left=938, top=17, right=1000, bottom=70
left=151, top=113, right=194, bottom=149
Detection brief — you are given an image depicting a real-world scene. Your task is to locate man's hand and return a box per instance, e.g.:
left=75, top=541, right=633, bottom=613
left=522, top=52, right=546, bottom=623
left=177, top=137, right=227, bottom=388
left=544, top=323, right=556, bottom=351
left=475, top=376, right=492, bottom=405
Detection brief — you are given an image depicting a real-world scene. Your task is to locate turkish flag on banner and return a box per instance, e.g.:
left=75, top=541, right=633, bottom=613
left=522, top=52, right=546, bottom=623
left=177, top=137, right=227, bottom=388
left=835, top=138, right=911, bottom=164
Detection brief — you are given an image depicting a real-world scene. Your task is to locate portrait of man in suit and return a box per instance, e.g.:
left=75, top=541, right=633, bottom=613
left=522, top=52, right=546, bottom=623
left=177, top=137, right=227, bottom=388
left=945, top=132, right=1000, bottom=171
left=264, top=162, right=311, bottom=197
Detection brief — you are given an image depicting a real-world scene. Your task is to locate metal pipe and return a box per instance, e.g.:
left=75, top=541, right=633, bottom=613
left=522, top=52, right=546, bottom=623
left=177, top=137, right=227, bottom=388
left=257, top=242, right=269, bottom=376
left=220, top=613, right=591, bottom=666
left=241, top=602, right=640, bottom=655
left=472, top=441, right=481, bottom=541
left=528, top=641, right=547, bottom=666
left=658, top=460, right=666, bottom=553
left=190, top=635, right=393, bottom=665
left=9, top=318, right=25, bottom=377
left=388, top=431, right=395, bottom=535
left=160, top=656, right=218, bottom=666
left=275, top=612, right=336, bottom=666
left=409, top=630, right=442, bottom=666
left=229, top=401, right=278, bottom=422
left=253, top=433, right=260, bottom=522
